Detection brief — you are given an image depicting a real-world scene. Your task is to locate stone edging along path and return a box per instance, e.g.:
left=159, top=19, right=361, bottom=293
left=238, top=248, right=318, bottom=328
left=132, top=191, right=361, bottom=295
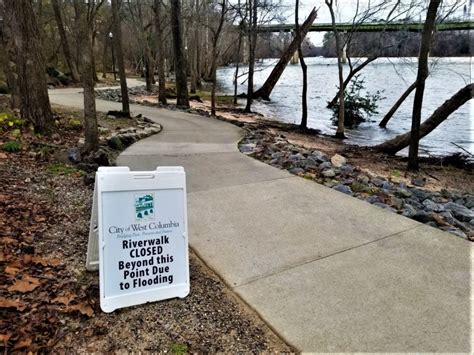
left=94, top=89, right=473, bottom=241
left=238, top=128, right=474, bottom=241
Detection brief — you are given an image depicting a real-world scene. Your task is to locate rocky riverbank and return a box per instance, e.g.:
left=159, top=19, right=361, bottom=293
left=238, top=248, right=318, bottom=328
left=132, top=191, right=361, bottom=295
left=95, top=86, right=160, bottom=104
left=239, top=127, right=474, bottom=241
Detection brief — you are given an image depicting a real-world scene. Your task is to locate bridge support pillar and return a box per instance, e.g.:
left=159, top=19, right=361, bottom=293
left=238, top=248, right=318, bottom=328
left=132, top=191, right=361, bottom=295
left=290, top=30, right=299, bottom=65
left=290, top=49, right=299, bottom=64
left=341, top=44, right=347, bottom=64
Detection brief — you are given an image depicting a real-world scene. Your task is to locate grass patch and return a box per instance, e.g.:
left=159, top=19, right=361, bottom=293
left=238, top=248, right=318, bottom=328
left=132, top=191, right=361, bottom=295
left=47, top=163, right=81, bottom=176
left=169, top=343, right=188, bottom=355
left=1, top=140, right=21, bottom=152
left=390, top=169, right=402, bottom=177
left=194, top=90, right=235, bottom=105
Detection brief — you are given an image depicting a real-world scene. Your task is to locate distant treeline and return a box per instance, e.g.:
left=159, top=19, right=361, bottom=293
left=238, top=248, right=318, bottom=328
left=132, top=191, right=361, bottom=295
left=319, top=30, right=472, bottom=57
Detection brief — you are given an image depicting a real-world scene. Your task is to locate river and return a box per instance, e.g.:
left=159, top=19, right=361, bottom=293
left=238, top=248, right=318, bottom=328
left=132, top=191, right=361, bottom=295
left=216, top=57, right=473, bottom=157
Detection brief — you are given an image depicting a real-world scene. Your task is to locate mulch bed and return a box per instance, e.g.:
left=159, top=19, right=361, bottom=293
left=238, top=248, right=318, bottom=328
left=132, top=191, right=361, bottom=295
left=0, top=104, right=293, bottom=352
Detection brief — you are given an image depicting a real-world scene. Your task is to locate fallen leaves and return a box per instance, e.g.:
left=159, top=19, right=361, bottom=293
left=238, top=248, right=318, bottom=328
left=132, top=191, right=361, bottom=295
left=52, top=293, right=76, bottom=306
left=8, top=275, right=41, bottom=293
left=13, top=338, right=32, bottom=351
left=66, top=303, right=94, bottom=317
left=5, top=266, right=20, bottom=276
left=0, top=297, right=27, bottom=311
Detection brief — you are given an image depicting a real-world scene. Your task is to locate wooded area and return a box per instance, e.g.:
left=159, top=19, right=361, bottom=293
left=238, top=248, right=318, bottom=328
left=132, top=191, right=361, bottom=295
left=0, top=0, right=472, bottom=169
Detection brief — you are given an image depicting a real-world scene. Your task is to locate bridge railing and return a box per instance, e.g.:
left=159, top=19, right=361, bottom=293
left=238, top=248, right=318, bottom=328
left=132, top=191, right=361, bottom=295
left=257, top=21, right=474, bottom=33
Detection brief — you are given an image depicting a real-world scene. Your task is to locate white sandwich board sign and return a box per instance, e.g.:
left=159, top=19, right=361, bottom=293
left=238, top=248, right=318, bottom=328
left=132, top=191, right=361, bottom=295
left=86, top=166, right=190, bottom=313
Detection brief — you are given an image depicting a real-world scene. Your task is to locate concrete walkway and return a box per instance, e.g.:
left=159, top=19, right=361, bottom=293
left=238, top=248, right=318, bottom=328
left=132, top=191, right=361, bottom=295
left=49, top=88, right=471, bottom=353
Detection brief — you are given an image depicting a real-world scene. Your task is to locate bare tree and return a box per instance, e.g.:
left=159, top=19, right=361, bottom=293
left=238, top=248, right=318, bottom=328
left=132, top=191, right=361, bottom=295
left=325, top=0, right=345, bottom=138
left=8, top=0, right=53, bottom=134
left=0, top=1, right=20, bottom=109
left=209, top=0, right=228, bottom=116
left=295, top=0, right=308, bottom=129
left=153, top=0, right=167, bottom=105
left=408, top=0, right=442, bottom=170
left=52, top=0, right=80, bottom=83
left=252, top=8, right=317, bottom=101
left=73, top=0, right=101, bottom=153
left=111, top=0, right=130, bottom=115
left=379, top=81, right=417, bottom=128
left=170, top=0, right=189, bottom=108
left=376, top=83, right=472, bottom=155
left=326, top=0, right=406, bottom=109
left=244, top=0, right=258, bottom=113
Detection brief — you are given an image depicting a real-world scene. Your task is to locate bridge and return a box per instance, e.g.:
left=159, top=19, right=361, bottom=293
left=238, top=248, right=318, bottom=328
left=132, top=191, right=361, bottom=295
left=258, top=20, right=474, bottom=33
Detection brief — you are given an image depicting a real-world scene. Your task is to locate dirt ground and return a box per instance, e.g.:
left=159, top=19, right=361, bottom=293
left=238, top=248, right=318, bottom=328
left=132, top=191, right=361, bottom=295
left=0, top=102, right=293, bottom=353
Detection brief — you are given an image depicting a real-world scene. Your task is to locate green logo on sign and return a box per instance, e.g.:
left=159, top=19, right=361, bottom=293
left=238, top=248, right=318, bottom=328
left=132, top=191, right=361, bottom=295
left=135, top=193, right=154, bottom=220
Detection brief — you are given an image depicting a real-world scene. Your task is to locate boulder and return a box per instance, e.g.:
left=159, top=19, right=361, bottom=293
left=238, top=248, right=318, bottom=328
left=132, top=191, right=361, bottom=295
left=390, top=196, right=404, bottom=210
left=395, top=187, right=412, bottom=198
left=444, top=202, right=474, bottom=222
left=319, top=162, right=332, bottom=171
left=322, top=169, right=336, bottom=178
left=67, top=147, right=82, bottom=164
left=411, top=177, right=426, bottom=187
left=422, top=199, right=445, bottom=213
left=333, top=184, right=352, bottom=195
left=330, top=154, right=347, bottom=168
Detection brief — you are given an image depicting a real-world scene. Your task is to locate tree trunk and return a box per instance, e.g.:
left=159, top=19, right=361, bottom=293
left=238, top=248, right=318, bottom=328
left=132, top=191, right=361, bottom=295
left=92, top=29, right=99, bottom=82
left=244, top=0, right=257, bottom=113
left=75, top=1, right=99, bottom=154
left=252, top=8, right=317, bottom=101
left=327, top=56, right=378, bottom=109
left=379, top=81, right=417, bottom=128
left=189, top=0, right=197, bottom=94
left=102, top=29, right=109, bottom=79
left=170, top=0, right=189, bottom=108
left=9, top=0, right=53, bottom=134
left=111, top=0, right=130, bottom=115
left=51, top=0, right=80, bottom=82
left=210, top=0, right=226, bottom=117
left=295, top=0, right=308, bottom=129
left=326, top=0, right=345, bottom=138
left=408, top=0, right=441, bottom=170
left=0, top=4, right=20, bottom=109
left=375, top=84, right=473, bottom=155
left=144, top=46, right=155, bottom=92
left=154, top=0, right=167, bottom=105
left=233, top=32, right=243, bottom=105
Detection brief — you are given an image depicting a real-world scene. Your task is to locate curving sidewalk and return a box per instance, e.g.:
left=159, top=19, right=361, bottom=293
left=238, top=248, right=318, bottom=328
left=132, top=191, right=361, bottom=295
left=49, top=88, right=471, bottom=353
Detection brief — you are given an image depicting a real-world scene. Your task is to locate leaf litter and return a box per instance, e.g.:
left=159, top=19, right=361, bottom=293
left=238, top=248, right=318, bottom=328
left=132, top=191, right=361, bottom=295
left=0, top=104, right=293, bottom=353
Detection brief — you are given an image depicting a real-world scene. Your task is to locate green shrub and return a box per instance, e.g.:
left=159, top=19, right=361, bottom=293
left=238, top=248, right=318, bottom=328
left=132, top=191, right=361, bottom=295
left=68, top=118, right=83, bottom=130
left=332, top=75, right=385, bottom=127
left=2, top=140, right=21, bottom=152
left=0, top=112, right=25, bottom=132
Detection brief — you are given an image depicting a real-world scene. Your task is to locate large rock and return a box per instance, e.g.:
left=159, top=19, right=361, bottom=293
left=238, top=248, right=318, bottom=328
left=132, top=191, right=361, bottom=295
left=330, top=154, right=347, bottom=168
left=422, top=199, right=445, bottom=213
left=444, top=202, right=474, bottom=222
left=322, top=169, right=336, bottom=178
left=333, top=184, right=352, bottom=195
left=319, top=162, right=332, bottom=171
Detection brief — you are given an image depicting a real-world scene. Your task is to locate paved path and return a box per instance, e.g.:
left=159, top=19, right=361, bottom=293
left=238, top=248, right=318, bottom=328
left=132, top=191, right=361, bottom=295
left=49, top=88, right=471, bottom=353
